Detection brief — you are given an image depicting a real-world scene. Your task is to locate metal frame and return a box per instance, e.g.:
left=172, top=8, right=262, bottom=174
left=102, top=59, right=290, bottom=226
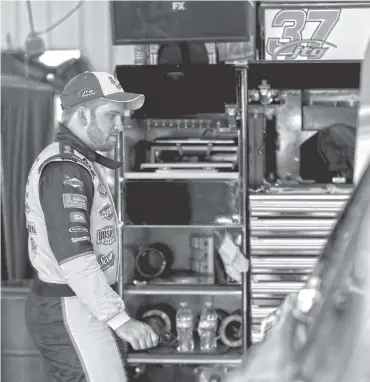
left=113, top=65, right=251, bottom=363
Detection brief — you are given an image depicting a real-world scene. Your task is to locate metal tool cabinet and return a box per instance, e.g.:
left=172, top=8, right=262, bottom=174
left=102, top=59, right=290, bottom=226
left=113, top=66, right=251, bottom=366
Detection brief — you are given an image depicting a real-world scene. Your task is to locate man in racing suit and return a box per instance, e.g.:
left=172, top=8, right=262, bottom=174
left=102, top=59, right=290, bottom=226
left=24, top=71, right=158, bottom=382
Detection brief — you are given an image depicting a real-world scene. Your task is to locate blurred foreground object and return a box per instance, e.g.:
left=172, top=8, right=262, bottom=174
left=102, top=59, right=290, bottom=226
left=224, top=158, right=370, bottom=381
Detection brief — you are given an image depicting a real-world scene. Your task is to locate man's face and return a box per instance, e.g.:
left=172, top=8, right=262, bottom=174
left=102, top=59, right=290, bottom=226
left=85, top=102, right=124, bottom=152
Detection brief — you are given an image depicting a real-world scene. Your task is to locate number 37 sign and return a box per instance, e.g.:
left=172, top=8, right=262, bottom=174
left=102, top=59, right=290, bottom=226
left=263, top=4, right=370, bottom=61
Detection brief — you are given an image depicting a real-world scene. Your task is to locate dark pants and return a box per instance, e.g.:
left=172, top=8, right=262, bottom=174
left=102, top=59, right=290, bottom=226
left=25, top=292, right=127, bottom=382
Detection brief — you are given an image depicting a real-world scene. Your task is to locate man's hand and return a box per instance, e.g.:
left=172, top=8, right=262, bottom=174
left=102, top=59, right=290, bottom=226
left=115, top=319, right=159, bottom=350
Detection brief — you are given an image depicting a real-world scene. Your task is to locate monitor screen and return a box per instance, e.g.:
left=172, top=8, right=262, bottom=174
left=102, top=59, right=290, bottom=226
left=111, top=1, right=252, bottom=44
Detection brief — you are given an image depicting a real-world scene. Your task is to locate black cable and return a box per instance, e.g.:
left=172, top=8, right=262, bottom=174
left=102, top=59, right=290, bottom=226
left=25, top=0, right=84, bottom=37
left=26, top=1, right=35, bottom=33
left=39, top=1, right=84, bottom=35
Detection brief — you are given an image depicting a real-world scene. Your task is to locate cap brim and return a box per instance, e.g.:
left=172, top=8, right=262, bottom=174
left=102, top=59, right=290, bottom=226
left=102, top=92, right=145, bottom=110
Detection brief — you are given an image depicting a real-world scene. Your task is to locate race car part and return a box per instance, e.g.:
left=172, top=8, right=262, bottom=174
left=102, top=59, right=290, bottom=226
left=135, top=243, right=174, bottom=280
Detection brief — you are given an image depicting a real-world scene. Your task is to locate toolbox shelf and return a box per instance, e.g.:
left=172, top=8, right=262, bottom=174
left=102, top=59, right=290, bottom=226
left=115, top=66, right=250, bottom=365
left=124, top=171, right=239, bottom=180
left=124, top=224, right=244, bottom=229
left=124, top=284, right=242, bottom=296
left=127, top=347, right=243, bottom=365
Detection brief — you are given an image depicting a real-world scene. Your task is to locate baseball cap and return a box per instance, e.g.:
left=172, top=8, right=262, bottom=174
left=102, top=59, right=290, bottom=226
left=60, top=71, right=145, bottom=110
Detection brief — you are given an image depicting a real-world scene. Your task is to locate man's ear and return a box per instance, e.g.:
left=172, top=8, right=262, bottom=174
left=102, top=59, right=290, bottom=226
left=78, top=107, right=91, bottom=126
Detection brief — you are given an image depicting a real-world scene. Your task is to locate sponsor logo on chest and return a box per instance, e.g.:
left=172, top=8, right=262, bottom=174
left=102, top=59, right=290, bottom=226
left=99, top=204, right=114, bottom=220
left=96, top=225, right=116, bottom=245
left=69, top=212, right=87, bottom=223
left=97, top=183, right=108, bottom=198
left=98, top=250, right=115, bottom=271
left=71, top=236, right=90, bottom=243
left=69, top=226, right=89, bottom=233
left=63, top=193, right=87, bottom=210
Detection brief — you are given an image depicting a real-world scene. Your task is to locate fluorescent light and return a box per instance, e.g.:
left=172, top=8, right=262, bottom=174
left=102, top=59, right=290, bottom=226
left=38, top=50, right=81, bottom=67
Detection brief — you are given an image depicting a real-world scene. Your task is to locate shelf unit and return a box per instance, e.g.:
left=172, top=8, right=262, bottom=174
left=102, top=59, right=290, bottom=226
left=114, top=66, right=251, bottom=365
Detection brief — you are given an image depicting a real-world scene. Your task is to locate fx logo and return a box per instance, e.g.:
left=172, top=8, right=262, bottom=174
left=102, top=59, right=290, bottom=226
left=266, top=8, right=341, bottom=60
left=172, top=1, right=185, bottom=10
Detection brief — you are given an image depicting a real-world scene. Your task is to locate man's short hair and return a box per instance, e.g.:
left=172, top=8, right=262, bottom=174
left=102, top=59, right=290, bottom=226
left=61, top=98, right=106, bottom=125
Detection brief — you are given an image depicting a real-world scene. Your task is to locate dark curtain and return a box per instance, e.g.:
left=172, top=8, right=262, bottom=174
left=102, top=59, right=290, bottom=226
left=1, top=74, right=55, bottom=281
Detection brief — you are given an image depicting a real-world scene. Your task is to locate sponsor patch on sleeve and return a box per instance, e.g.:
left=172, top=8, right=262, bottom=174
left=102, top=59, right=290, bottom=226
left=63, top=193, right=87, bottom=210
left=63, top=175, right=84, bottom=190
left=69, top=211, right=87, bottom=224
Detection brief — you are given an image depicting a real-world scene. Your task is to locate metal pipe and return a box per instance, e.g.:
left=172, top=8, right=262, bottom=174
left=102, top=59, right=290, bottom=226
left=114, top=127, right=124, bottom=298
left=239, top=65, right=252, bottom=352
left=114, top=116, right=127, bottom=357
left=2, top=350, right=42, bottom=357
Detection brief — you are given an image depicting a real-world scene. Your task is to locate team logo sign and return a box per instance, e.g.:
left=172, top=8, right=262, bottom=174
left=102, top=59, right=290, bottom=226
left=266, top=8, right=341, bottom=60
left=98, top=250, right=115, bottom=271
left=63, top=193, right=87, bottom=210
left=99, top=204, right=114, bottom=220
left=63, top=175, right=84, bottom=190
left=96, top=226, right=116, bottom=245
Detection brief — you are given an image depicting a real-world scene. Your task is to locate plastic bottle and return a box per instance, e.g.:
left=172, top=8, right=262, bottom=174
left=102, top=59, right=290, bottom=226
left=176, top=302, right=194, bottom=352
left=198, top=301, right=218, bottom=352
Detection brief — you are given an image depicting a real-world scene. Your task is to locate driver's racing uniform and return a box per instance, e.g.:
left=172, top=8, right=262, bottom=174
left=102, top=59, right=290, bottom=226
left=24, top=124, right=129, bottom=382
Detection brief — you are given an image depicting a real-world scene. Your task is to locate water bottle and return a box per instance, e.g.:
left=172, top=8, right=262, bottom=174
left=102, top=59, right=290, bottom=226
left=176, top=302, right=194, bottom=352
left=198, top=301, right=218, bottom=352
